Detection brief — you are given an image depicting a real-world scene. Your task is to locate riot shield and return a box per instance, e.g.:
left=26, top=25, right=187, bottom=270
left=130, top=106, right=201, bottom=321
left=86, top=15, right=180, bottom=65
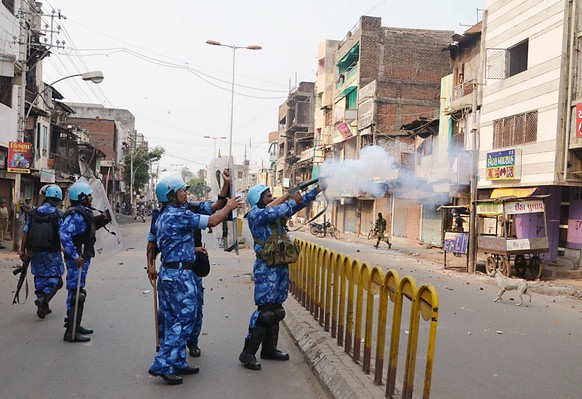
left=208, top=156, right=238, bottom=254
left=77, top=177, right=123, bottom=259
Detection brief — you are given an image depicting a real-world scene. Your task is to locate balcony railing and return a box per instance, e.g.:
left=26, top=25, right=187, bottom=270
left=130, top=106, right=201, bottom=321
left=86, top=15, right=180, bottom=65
left=452, top=83, right=474, bottom=101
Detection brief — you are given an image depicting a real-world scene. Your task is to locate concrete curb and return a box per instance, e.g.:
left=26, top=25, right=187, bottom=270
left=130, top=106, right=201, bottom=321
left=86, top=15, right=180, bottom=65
left=284, top=296, right=387, bottom=399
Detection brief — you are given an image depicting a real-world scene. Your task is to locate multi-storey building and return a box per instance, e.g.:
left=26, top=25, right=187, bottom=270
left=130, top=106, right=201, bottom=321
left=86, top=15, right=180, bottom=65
left=478, top=0, right=582, bottom=268
left=323, top=16, right=453, bottom=236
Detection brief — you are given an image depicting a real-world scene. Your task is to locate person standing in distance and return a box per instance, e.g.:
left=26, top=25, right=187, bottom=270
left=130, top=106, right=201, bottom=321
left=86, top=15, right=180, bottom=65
left=148, top=177, right=242, bottom=385
left=60, top=182, right=111, bottom=343
left=374, top=212, right=391, bottom=249
left=239, top=182, right=324, bottom=371
left=19, top=185, right=65, bottom=319
left=0, top=198, right=8, bottom=249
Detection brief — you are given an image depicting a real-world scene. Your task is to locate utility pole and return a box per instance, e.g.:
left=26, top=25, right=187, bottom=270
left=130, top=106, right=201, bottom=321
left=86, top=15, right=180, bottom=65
left=12, top=2, right=30, bottom=251
left=468, top=78, right=479, bottom=274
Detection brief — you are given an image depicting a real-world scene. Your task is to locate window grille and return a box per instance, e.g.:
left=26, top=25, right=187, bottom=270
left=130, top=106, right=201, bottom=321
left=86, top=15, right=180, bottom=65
left=485, top=49, right=506, bottom=80
left=0, top=76, right=11, bottom=107
left=2, top=0, right=15, bottom=14
left=492, top=111, right=538, bottom=149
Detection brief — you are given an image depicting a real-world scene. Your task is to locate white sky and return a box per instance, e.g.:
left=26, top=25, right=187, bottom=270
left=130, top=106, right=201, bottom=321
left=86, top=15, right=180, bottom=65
left=41, top=0, right=485, bottom=177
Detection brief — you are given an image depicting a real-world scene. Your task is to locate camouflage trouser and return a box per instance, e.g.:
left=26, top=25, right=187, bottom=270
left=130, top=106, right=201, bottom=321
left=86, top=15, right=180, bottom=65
left=247, top=259, right=289, bottom=334
left=150, top=267, right=197, bottom=374
left=34, top=276, right=62, bottom=298
left=65, top=259, right=90, bottom=310
left=375, top=229, right=390, bottom=247
left=187, top=274, right=204, bottom=347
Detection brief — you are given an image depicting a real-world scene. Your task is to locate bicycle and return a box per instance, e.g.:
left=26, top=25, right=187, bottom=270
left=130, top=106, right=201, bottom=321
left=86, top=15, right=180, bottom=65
left=367, top=222, right=379, bottom=240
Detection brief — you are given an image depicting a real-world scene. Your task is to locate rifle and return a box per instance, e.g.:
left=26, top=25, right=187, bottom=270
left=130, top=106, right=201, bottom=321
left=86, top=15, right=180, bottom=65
left=12, top=258, right=31, bottom=305
left=267, top=178, right=321, bottom=208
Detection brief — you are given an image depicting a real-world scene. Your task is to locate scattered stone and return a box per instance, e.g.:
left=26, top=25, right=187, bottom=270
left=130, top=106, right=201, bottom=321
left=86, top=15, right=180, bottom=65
left=143, top=290, right=150, bottom=294
left=496, top=330, right=503, bottom=334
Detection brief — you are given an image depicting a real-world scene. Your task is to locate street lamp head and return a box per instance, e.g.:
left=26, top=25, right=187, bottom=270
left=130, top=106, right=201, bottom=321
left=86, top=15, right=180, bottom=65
left=247, top=45, right=262, bottom=50
left=81, top=71, right=104, bottom=84
left=206, top=40, right=221, bottom=46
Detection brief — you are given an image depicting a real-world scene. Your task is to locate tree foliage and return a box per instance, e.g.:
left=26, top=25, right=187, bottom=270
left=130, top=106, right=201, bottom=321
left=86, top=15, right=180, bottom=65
left=124, top=146, right=165, bottom=192
left=181, top=167, right=194, bottom=182
left=187, top=177, right=210, bottom=201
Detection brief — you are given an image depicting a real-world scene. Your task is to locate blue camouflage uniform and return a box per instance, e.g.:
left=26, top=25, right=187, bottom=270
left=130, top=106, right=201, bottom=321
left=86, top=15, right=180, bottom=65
left=245, top=188, right=318, bottom=347
left=148, top=204, right=209, bottom=375
left=187, top=201, right=212, bottom=350
left=25, top=203, right=64, bottom=302
left=148, top=202, right=212, bottom=348
left=60, top=204, right=93, bottom=310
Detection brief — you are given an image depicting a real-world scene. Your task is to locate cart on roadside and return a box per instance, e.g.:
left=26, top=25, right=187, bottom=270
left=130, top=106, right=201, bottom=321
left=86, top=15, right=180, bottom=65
left=475, top=195, right=549, bottom=279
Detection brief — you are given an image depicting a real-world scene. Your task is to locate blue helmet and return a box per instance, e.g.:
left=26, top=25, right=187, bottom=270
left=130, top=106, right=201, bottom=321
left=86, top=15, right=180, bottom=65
left=155, top=180, right=170, bottom=203
left=68, top=182, right=92, bottom=201
left=44, top=185, right=63, bottom=200
left=158, top=176, right=189, bottom=200
left=247, top=184, right=269, bottom=207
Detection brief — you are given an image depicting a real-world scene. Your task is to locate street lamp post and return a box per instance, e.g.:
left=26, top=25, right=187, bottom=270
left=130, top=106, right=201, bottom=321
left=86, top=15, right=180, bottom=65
left=24, top=71, right=105, bottom=120
left=203, top=135, right=226, bottom=158
left=206, top=40, right=261, bottom=159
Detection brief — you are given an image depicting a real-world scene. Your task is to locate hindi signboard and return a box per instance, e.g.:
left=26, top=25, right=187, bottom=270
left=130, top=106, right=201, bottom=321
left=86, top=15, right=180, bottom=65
left=486, top=149, right=521, bottom=181
left=7, top=142, right=32, bottom=174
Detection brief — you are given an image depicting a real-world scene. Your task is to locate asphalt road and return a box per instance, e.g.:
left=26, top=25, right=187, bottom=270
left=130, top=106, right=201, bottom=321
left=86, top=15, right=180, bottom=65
left=0, top=222, right=329, bottom=399
left=293, top=230, right=582, bottom=399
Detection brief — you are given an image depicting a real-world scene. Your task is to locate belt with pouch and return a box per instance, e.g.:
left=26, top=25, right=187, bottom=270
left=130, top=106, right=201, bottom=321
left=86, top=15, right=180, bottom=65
left=162, top=262, right=194, bottom=270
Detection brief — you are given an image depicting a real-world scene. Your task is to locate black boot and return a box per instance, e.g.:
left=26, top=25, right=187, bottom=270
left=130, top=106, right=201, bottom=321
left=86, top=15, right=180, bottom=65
left=35, top=297, right=48, bottom=319
left=63, top=292, right=90, bottom=343
left=260, top=322, right=289, bottom=361
left=39, top=278, right=62, bottom=319
left=239, top=325, right=266, bottom=370
left=78, top=326, right=94, bottom=335
left=187, top=344, right=201, bottom=357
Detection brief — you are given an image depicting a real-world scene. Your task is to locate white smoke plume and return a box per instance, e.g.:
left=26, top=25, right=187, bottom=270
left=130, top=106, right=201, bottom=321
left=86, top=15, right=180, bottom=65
left=320, top=146, right=396, bottom=198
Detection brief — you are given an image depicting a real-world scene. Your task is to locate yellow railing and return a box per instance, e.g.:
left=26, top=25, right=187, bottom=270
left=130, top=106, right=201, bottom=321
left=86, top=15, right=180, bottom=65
left=290, top=239, right=440, bottom=399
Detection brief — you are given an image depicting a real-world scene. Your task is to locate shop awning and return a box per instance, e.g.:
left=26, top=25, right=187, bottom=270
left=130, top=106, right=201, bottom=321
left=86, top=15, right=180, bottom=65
left=490, top=187, right=537, bottom=199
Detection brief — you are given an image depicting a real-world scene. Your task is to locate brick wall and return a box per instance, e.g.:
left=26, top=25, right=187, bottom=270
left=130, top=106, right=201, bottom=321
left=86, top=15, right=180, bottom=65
left=354, top=16, right=453, bottom=136
left=68, top=117, right=117, bottom=160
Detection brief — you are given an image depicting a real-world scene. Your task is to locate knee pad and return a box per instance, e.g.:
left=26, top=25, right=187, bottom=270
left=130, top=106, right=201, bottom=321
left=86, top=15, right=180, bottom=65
left=256, top=310, right=275, bottom=327
left=274, top=306, right=285, bottom=322
left=71, top=291, right=86, bottom=306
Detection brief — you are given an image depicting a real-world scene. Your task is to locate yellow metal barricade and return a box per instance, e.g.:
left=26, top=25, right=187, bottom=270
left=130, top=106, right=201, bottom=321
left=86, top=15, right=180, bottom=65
left=290, top=239, right=439, bottom=399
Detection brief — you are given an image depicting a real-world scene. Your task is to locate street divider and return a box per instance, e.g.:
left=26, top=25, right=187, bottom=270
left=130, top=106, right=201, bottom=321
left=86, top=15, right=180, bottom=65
left=290, top=239, right=439, bottom=399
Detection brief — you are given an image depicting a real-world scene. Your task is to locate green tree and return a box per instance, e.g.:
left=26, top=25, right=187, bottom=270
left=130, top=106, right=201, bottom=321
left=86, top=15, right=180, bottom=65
left=187, top=177, right=210, bottom=201
left=181, top=166, right=194, bottom=182
left=124, top=146, right=165, bottom=192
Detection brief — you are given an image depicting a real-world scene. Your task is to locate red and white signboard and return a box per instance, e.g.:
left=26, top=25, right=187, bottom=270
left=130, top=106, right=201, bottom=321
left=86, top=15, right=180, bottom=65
left=576, top=103, right=582, bottom=138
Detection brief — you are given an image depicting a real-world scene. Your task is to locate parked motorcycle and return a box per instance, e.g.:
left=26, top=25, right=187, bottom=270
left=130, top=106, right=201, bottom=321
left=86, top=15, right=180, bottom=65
left=309, top=221, right=340, bottom=239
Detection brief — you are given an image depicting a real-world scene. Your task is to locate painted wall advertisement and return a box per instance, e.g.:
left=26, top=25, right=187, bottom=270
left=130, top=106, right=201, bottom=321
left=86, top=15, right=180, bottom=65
left=7, top=142, right=32, bottom=174
left=576, top=103, right=582, bottom=138
left=486, top=149, right=521, bottom=181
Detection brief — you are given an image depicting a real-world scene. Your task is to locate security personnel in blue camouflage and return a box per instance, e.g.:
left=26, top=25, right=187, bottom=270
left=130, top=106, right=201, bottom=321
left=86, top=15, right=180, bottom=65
left=146, top=179, right=216, bottom=353
left=147, top=176, right=242, bottom=385
left=239, top=183, right=323, bottom=371
left=186, top=169, right=231, bottom=358
left=60, top=182, right=111, bottom=343
left=19, top=185, right=64, bottom=319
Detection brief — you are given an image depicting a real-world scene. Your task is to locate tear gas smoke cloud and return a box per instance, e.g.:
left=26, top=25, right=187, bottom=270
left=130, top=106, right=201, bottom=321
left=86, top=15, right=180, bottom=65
left=320, top=146, right=396, bottom=198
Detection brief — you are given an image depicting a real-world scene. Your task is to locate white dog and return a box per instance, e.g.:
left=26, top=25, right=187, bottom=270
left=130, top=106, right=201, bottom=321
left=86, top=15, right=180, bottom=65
left=490, top=269, right=531, bottom=306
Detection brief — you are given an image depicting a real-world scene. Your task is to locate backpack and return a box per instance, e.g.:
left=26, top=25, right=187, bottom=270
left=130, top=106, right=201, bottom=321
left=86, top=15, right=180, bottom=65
left=254, top=219, right=300, bottom=266
left=26, top=208, right=63, bottom=252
